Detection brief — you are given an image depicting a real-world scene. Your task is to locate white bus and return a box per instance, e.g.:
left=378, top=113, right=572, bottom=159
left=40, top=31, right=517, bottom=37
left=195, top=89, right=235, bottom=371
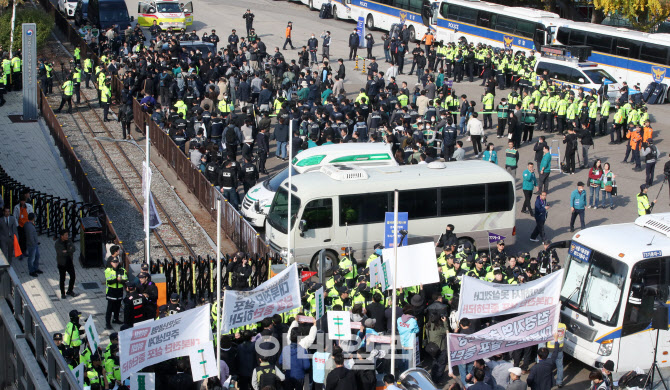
left=559, top=213, right=670, bottom=373
left=554, top=23, right=670, bottom=102
left=241, top=143, right=397, bottom=227
left=264, top=161, right=516, bottom=272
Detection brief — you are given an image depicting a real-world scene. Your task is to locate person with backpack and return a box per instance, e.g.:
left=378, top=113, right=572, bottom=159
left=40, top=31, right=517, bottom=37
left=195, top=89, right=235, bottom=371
left=325, top=353, right=357, bottom=390
left=251, top=355, right=285, bottom=390
left=641, top=139, right=658, bottom=186
left=278, top=328, right=311, bottom=390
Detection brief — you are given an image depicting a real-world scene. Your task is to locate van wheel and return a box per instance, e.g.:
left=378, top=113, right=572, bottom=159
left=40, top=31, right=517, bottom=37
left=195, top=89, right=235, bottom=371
left=366, top=14, right=375, bottom=30
left=408, top=25, right=416, bottom=42
left=309, top=0, right=315, bottom=10
left=310, top=250, right=338, bottom=277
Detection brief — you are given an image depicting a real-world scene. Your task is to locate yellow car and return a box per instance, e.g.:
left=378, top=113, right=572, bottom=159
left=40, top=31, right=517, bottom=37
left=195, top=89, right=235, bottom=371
left=137, top=0, right=193, bottom=29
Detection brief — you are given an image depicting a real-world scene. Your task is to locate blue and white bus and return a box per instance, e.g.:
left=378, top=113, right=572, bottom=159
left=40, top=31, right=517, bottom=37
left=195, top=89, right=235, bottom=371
left=554, top=22, right=670, bottom=102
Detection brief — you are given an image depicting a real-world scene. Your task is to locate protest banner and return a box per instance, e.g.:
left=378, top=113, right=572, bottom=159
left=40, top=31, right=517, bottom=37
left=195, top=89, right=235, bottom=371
left=448, top=305, right=559, bottom=368
left=221, top=263, right=301, bottom=333
left=369, top=257, right=393, bottom=290
left=72, top=363, right=85, bottom=388
left=327, top=311, right=351, bottom=340
left=381, top=242, right=439, bottom=288
left=84, top=315, right=101, bottom=354
left=457, top=270, right=563, bottom=319
left=130, top=372, right=155, bottom=390
left=119, top=304, right=211, bottom=380
left=315, top=287, right=325, bottom=320
left=189, top=342, right=218, bottom=381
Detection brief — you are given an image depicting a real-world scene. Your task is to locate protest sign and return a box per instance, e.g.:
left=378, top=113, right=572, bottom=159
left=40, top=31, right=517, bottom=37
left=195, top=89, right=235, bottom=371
left=384, top=212, right=408, bottom=248
left=315, top=287, right=325, bottom=320
left=222, top=263, right=301, bottom=333
left=448, top=306, right=559, bottom=368
left=458, top=270, right=563, bottom=319
left=119, top=304, right=211, bottom=380
left=381, top=242, right=439, bottom=288
left=84, top=315, right=101, bottom=354
left=189, top=342, right=218, bottom=381
left=327, top=311, right=351, bottom=340
left=130, top=372, right=155, bottom=390
left=72, top=363, right=85, bottom=388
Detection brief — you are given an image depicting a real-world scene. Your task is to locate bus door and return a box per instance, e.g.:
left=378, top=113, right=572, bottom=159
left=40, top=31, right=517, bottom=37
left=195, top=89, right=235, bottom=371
left=183, top=1, right=193, bottom=25
left=421, top=0, right=433, bottom=27
left=534, top=27, right=546, bottom=51
left=429, top=2, right=439, bottom=26
left=137, top=1, right=154, bottom=26
left=618, top=258, right=668, bottom=371
left=296, top=198, right=334, bottom=255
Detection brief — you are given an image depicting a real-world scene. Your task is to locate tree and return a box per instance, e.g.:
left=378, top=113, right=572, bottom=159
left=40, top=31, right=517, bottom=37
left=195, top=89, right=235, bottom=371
left=593, top=0, right=670, bottom=32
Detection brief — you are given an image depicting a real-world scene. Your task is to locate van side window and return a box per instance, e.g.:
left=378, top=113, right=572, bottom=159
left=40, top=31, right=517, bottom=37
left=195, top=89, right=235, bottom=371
left=552, top=64, right=572, bottom=82
left=302, top=199, right=333, bottom=229
left=339, top=192, right=389, bottom=226
left=568, top=68, right=585, bottom=84
left=440, top=184, right=485, bottom=216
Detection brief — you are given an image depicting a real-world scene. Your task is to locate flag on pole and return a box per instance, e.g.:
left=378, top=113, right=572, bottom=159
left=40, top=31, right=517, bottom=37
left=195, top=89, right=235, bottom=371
left=487, top=232, right=506, bottom=244
left=142, top=161, right=162, bottom=230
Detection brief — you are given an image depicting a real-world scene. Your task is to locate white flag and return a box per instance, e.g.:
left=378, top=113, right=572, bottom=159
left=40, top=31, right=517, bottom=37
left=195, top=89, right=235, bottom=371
left=189, top=342, right=218, bottom=381
left=72, top=363, right=85, bottom=388
left=327, top=311, right=351, bottom=340
left=142, top=161, right=162, bottom=230
left=315, top=287, right=325, bottom=320
left=84, top=315, right=101, bottom=353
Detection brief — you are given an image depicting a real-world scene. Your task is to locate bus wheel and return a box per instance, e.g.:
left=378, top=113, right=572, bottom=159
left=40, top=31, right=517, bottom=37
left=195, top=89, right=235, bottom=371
left=366, top=14, right=375, bottom=30
left=332, top=5, right=339, bottom=20
left=408, top=25, right=416, bottom=42
left=310, top=250, right=338, bottom=276
left=309, top=0, right=315, bottom=10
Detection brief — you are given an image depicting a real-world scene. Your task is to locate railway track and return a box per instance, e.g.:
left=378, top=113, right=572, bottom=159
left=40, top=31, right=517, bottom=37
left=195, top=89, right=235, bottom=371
left=45, top=59, right=209, bottom=262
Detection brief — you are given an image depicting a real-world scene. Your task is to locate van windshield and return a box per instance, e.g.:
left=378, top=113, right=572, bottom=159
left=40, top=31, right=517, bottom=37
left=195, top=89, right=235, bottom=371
left=584, top=69, right=616, bottom=85
left=156, top=2, right=182, bottom=12
left=263, top=166, right=299, bottom=192
left=99, top=3, right=129, bottom=21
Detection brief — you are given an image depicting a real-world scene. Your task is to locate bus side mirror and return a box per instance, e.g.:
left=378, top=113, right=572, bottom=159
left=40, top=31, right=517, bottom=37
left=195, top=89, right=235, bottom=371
left=298, top=220, right=308, bottom=232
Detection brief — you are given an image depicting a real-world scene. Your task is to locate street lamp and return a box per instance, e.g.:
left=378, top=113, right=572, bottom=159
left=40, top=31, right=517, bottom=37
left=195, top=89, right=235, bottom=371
left=95, top=131, right=152, bottom=268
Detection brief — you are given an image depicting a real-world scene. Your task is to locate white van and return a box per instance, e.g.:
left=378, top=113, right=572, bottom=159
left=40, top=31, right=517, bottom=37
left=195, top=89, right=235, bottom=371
left=265, top=162, right=516, bottom=271
left=534, top=55, right=622, bottom=100
left=241, top=143, right=397, bottom=227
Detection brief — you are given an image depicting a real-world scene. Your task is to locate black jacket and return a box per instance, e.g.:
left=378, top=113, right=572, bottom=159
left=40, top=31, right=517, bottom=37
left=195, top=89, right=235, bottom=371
left=326, top=366, right=358, bottom=390
left=526, top=346, right=560, bottom=390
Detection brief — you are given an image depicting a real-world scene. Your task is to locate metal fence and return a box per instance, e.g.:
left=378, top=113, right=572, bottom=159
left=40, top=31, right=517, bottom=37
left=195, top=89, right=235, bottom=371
left=38, top=89, right=126, bottom=266
left=134, top=101, right=271, bottom=257
left=0, top=252, right=79, bottom=390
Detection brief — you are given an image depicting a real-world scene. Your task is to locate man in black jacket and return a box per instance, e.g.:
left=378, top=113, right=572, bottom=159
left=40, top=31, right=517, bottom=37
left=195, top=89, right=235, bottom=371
left=348, top=29, right=359, bottom=60
left=563, top=128, right=578, bottom=174
left=326, top=353, right=357, bottom=390
left=55, top=229, right=77, bottom=299
left=526, top=333, right=561, bottom=390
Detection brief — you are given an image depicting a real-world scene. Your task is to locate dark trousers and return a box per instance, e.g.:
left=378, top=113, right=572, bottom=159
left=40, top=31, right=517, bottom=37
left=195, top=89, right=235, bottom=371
left=397, top=55, right=404, bottom=73
left=633, top=149, right=641, bottom=169
left=258, top=150, right=267, bottom=172
left=556, top=116, right=565, bottom=134
left=497, top=118, right=507, bottom=137
left=570, top=208, right=585, bottom=230
left=599, top=116, right=609, bottom=135
left=283, top=378, right=303, bottom=390
left=589, top=118, right=597, bottom=137
left=57, top=95, right=72, bottom=112
left=513, top=346, right=535, bottom=370
left=442, top=144, right=454, bottom=160
left=349, top=46, right=357, bottom=60
left=522, top=124, right=534, bottom=142
left=105, top=299, right=122, bottom=324
left=58, top=262, right=76, bottom=295
left=647, top=162, right=656, bottom=186
left=538, top=172, right=550, bottom=193
left=13, top=71, right=21, bottom=90
left=367, top=47, right=373, bottom=59
left=84, top=72, right=91, bottom=88
left=522, top=189, right=533, bottom=212
left=471, top=135, right=482, bottom=155
left=530, top=218, right=546, bottom=242
left=611, top=124, right=622, bottom=143
left=121, top=121, right=131, bottom=139
left=483, top=113, right=492, bottom=129
left=566, top=151, right=576, bottom=173
left=17, top=225, right=26, bottom=254
left=283, top=37, right=294, bottom=50
left=102, top=101, right=110, bottom=120
left=74, top=85, right=80, bottom=104
left=409, top=60, right=417, bottom=75
left=537, top=112, right=547, bottom=131
left=467, top=62, right=474, bottom=81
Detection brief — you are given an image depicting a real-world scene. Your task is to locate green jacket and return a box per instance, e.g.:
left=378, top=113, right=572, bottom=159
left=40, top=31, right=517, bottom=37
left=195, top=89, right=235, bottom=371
left=539, top=153, right=552, bottom=174
left=522, top=169, right=537, bottom=191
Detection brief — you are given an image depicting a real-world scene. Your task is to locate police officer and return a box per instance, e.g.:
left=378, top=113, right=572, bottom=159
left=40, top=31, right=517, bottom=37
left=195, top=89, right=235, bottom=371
left=537, top=240, right=559, bottom=273
left=339, top=248, right=357, bottom=288
left=137, top=272, right=158, bottom=319
left=72, top=65, right=82, bottom=104
left=85, top=352, right=105, bottom=387
left=1, top=54, right=11, bottom=92
left=53, top=333, right=68, bottom=355
left=63, top=310, right=83, bottom=353
left=104, top=344, right=122, bottom=389
left=123, top=280, right=146, bottom=325
left=218, top=159, right=240, bottom=208
left=637, top=184, right=656, bottom=216
left=467, top=258, right=487, bottom=279
left=11, top=51, right=21, bottom=90
left=101, top=78, right=112, bottom=121
left=167, top=293, right=184, bottom=315
left=104, top=248, right=127, bottom=330
left=83, top=57, right=93, bottom=89
left=55, top=75, right=74, bottom=114
left=491, top=240, right=508, bottom=264
left=240, top=154, right=259, bottom=194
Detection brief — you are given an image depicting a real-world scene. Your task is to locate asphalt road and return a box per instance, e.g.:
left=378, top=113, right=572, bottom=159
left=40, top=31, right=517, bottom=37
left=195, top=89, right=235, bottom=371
left=99, top=0, right=670, bottom=386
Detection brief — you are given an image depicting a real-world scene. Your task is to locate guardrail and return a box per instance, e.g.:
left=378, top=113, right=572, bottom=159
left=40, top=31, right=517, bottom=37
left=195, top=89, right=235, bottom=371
left=37, top=0, right=273, bottom=259
left=0, top=251, right=79, bottom=390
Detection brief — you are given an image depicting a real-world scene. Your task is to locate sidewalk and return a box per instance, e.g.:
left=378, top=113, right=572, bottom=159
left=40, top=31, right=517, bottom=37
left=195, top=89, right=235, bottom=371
left=0, top=91, right=116, bottom=338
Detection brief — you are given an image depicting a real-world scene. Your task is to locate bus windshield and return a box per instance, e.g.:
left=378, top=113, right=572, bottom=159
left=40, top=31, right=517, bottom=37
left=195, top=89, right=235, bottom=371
left=583, top=69, right=616, bottom=85
left=267, top=187, right=300, bottom=234
left=156, top=2, right=182, bottom=12
left=560, top=245, right=628, bottom=326
left=263, top=166, right=299, bottom=192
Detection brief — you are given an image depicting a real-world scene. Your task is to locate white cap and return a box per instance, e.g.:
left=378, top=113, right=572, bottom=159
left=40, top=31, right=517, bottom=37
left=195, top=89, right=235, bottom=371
left=509, top=367, right=523, bottom=376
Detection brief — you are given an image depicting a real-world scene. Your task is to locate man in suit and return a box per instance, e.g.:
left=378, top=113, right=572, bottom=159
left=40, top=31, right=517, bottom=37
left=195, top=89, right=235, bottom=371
left=526, top=333, right=561, bottom=390
left=0, top=205, right=18, bottom=262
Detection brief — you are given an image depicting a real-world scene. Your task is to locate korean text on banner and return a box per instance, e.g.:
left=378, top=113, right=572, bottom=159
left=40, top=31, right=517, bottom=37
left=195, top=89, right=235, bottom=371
left=381, top=242, right=439, bottom=288
left=84, top=315, right=101, bottom=353
left=119, top=304, right=212, bottom=380
left=457, top=270, right=563, bottom=319
left=448, top=306, right=559, bottom=368
left=222, top=263, right=301, bottom=333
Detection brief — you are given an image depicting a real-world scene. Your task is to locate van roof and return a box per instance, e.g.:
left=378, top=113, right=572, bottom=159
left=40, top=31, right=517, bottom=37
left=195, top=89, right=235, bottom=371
left=282, top=161, right=512, bottom=197
left=293, top=143, right=395, bottom=169
left=572, top=213, right=670, bottom=264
